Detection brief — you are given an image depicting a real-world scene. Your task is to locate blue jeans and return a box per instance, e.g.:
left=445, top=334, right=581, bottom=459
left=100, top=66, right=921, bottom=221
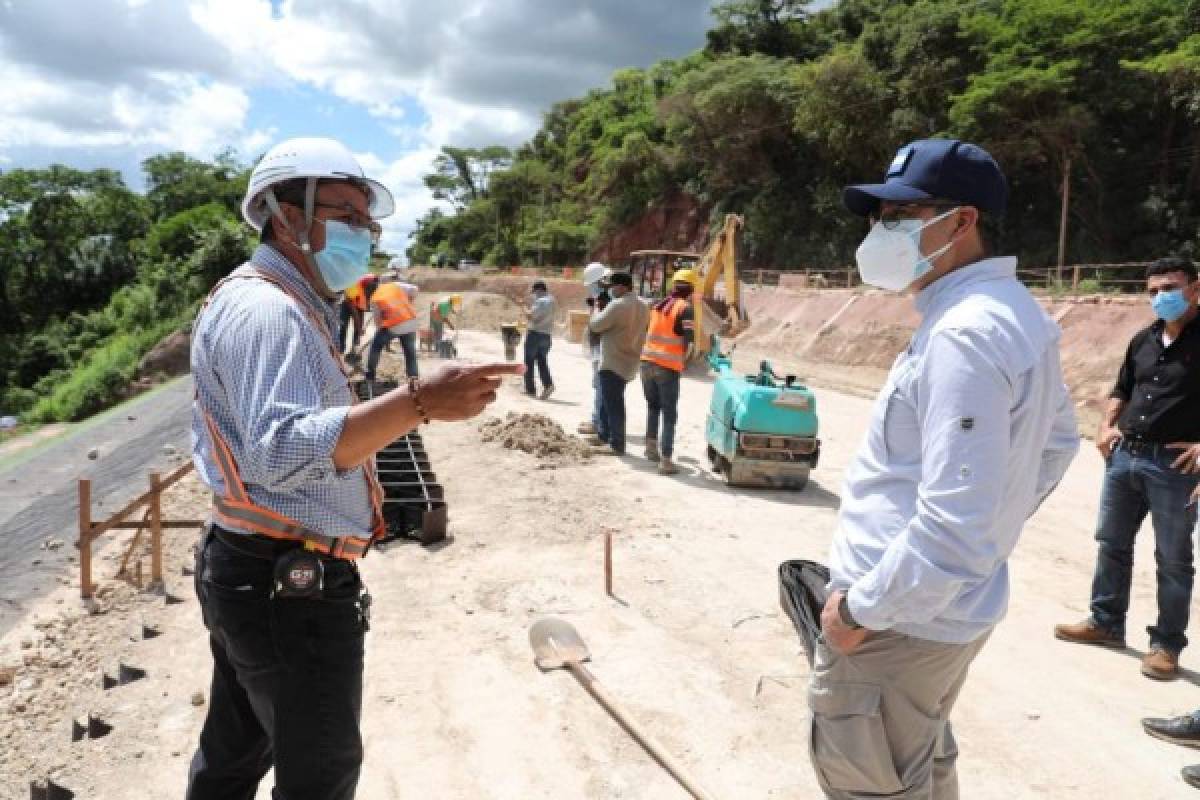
left=591, top=364, right=604, bottom=434
left=1089, top=445, right=1199, bottom=654
left=641, top=363, right=681, bottom=458
left=523, top=331, right=553, bottom=394
left=597, top=369, right=629, bottom=453
left=365, top=329, right=418, bottom=379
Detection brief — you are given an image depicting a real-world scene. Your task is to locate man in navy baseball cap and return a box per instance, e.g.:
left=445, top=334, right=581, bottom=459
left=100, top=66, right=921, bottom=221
left=807, top=138, right=1079, bottom=798
left=844, top=138, right=1008, bottom=219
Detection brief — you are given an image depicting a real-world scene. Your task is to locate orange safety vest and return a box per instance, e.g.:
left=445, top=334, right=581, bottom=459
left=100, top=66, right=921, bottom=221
left=196, top=268, right=386, bottom=559
left=372, top=282, right=416, bottom=328
left=641, top=298, right=689, bottom=372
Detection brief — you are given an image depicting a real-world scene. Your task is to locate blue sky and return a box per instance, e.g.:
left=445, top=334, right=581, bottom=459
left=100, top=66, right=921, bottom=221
left=0, top=0, right=814, bottom=253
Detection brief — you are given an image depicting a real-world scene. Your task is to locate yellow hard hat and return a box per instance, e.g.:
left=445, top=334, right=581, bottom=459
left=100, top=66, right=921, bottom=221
left=672, top=268, right=698, bottom=286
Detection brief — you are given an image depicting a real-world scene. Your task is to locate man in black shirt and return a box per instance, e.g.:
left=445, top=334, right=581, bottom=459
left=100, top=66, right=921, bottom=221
left=1056, top=256, right=1200, bottom=681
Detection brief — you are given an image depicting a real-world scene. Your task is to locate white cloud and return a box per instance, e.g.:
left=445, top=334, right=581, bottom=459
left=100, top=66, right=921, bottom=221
left=0, top=0, right=716, bottom=257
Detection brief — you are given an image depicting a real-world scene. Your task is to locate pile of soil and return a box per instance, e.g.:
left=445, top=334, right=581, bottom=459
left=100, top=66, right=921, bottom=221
left=479, top=413, right=592, bottom=462
left=456, top=293, right=526, bottom=332
left=137, top=331, right=191, bottom=379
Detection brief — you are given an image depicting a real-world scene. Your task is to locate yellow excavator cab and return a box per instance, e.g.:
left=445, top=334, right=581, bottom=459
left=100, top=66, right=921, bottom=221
left=627, top=214, right=746, bottom=358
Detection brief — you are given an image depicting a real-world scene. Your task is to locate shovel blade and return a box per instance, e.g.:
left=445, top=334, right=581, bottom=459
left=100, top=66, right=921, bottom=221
left=529, top=617, right=591, bottom=670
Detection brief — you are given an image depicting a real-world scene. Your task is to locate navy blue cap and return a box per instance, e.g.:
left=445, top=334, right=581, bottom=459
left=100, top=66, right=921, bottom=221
left=843, top=139, right=1008, bottom=218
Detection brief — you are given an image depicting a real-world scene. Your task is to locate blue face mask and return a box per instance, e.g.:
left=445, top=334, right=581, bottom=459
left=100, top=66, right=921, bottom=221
left=1152, top=287, right=1191, bottom=323
left=314, top=219, right=372, bottom=292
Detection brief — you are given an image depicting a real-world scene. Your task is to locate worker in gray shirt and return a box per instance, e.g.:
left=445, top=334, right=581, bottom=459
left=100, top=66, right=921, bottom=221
left=587, top=272, right=650, bottom=455
left=523, top=280, right=557, bottom=399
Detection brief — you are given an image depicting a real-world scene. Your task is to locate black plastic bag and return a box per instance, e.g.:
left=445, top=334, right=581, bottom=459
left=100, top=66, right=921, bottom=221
left=778, top=559, right=831, bottom=667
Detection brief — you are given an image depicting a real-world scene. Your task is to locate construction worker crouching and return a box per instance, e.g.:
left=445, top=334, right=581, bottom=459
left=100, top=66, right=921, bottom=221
left=640, top=268, right=696, bottom=475
left=340, top=272, right=379, bottom=359
left=187, top=136, right=520, bottom=800
left=365, top=275, right=420, bottom=380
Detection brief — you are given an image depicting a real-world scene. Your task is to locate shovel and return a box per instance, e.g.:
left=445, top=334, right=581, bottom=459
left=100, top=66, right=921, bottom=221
left=529, top=618, right=717, bottom=800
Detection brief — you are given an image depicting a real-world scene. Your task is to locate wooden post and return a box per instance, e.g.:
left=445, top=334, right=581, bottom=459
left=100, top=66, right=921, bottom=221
left=1057, top=154, right=1073, bottom=287
left=1072, top=264, right=1082, bottom=293
left=604, top=532, right=613, bottom=597
left=149, top=472, right=163, bottom=585
left=79, top=479, right=93, bottom=599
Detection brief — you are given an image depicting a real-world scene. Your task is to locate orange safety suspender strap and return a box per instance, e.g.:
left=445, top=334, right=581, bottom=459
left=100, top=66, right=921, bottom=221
left=194, top=267, right=386, bottom=559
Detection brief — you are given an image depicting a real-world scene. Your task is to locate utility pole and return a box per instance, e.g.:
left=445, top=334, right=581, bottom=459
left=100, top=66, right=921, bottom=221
left=1056, top=153, right=1072, bottom=288
left=538, top=185, right=546, bottom=267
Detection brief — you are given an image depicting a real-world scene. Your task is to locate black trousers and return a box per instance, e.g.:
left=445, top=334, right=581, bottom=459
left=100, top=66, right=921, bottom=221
left=186, top=527, right=369, bottom=800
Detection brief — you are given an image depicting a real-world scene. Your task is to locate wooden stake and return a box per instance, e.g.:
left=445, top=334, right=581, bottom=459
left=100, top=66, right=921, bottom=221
left=79, top=479, right=93, bottom=599
left=1057, top=153, right=1073, bottom=286
left=604, top=532, right=613, bottom=597
left=149, top=472, right=163, bottom=585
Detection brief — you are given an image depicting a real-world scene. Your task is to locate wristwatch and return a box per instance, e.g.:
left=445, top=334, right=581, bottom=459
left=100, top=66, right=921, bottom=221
left=838, top=594, right=864, bottom=630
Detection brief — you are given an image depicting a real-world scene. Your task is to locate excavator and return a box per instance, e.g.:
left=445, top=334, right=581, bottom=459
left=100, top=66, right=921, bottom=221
left=626, top=213, right=819, bottom=490
left=626, top=213, right=747, bottom=359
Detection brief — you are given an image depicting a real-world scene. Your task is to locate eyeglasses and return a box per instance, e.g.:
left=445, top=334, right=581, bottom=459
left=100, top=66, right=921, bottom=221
left=314, top=201, right=382, bottom=243
left=869, top=203, right=958, bottom=231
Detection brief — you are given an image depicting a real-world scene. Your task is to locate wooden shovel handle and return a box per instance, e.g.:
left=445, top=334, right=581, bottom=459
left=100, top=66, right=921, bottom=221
left=567, top=662, right=717, bottom=800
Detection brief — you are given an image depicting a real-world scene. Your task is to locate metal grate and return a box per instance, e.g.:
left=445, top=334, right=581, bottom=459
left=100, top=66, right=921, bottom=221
left=353, top=380, right=447, bottom=546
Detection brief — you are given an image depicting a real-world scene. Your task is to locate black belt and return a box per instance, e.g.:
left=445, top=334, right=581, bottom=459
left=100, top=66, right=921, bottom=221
left=1119, top=438, right=1167, bottom=457
left=211, top=525, right=353, bottom=565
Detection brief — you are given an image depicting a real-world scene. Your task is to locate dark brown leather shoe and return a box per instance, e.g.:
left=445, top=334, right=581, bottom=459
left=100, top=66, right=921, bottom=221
left=1144, top=713, right=1200, bottom=748
left=1142, top=648, right=1180, bottom=681
left=1054, top=619, right=1125, bottom=648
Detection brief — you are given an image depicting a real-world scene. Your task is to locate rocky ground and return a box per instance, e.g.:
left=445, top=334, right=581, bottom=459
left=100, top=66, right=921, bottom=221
left=1, top=328, right=1197, bottom=799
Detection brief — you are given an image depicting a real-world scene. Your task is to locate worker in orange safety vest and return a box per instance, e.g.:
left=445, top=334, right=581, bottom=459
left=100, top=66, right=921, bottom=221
left=639, top=268, right=696, bottom=475
left=364, top=278, right=420, bottom=380
left=339, top=272, right=379, bottom=356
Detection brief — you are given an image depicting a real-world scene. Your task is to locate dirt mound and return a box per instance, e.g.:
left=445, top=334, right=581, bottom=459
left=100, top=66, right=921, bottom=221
left=456, top=292, right=526, bottom=332
left=479, top=412, right=591, bottom=461
left=138, top=330, right=191, bottom=378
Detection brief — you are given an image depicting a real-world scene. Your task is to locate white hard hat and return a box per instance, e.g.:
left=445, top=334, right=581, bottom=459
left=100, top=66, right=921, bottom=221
left=582, top=262, right=608, bottom=286
left=241, top=137, right=394, bottom=232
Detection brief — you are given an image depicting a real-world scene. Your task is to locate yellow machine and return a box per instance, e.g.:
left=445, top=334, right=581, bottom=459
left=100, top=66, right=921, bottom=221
left=627, top=213, right=747, bottom=358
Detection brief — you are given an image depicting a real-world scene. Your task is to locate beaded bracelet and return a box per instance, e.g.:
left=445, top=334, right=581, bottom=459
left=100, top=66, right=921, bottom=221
left=408, top=376, right=430, bottom=424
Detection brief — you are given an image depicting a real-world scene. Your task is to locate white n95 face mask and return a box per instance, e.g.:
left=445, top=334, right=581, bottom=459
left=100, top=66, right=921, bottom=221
left=855, top=207, right=959, bottom=292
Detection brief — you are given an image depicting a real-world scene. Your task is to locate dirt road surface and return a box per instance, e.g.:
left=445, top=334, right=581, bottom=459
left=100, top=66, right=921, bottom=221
left=1, top=330, right=1197, bottom=799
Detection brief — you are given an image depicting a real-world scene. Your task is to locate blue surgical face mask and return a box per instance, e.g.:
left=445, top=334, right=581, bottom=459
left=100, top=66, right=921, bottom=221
left=1152, top=287, right=1191, bottom=322
left=314, top=219, right=372, bottom=292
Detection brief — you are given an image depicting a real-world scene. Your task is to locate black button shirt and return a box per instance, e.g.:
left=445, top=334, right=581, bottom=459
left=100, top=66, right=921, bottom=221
left=1111, top=316, right=1200, bottom=443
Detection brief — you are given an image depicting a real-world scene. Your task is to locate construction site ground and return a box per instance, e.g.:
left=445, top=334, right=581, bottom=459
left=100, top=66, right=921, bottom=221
left=1, top=325, right=1197, bottom=799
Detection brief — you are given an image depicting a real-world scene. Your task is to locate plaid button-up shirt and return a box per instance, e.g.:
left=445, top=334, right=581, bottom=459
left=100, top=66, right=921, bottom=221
left=190, top=244, right=373, bottom=539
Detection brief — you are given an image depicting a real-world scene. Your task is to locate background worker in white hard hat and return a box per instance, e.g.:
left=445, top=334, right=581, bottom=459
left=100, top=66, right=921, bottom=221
left=577, top=262, right=609, bottom=435
left=187, top=137, right=521, bottom=800
left=639, top=268, right=696, bottom=475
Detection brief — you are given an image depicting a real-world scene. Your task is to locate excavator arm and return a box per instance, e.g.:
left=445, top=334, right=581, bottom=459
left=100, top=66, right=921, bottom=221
left=693, top=213, right=746, bottom=357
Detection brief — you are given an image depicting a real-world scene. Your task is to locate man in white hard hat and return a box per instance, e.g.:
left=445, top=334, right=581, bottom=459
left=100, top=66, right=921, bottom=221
left=578, top=263, right=610, bottom=435
left=186, top=137, right=522, bottom=800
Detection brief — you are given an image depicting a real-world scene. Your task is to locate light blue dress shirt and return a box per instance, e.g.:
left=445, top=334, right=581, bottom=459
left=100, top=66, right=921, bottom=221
left=529, top=293, right=557, bottom=334
left=830, top=257, right=1080, bottom=643
left=190, top=244, right=374, bottom=539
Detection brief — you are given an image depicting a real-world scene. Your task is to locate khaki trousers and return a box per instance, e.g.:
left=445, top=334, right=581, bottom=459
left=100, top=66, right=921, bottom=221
left=807, top=628, right=990, bottom=799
